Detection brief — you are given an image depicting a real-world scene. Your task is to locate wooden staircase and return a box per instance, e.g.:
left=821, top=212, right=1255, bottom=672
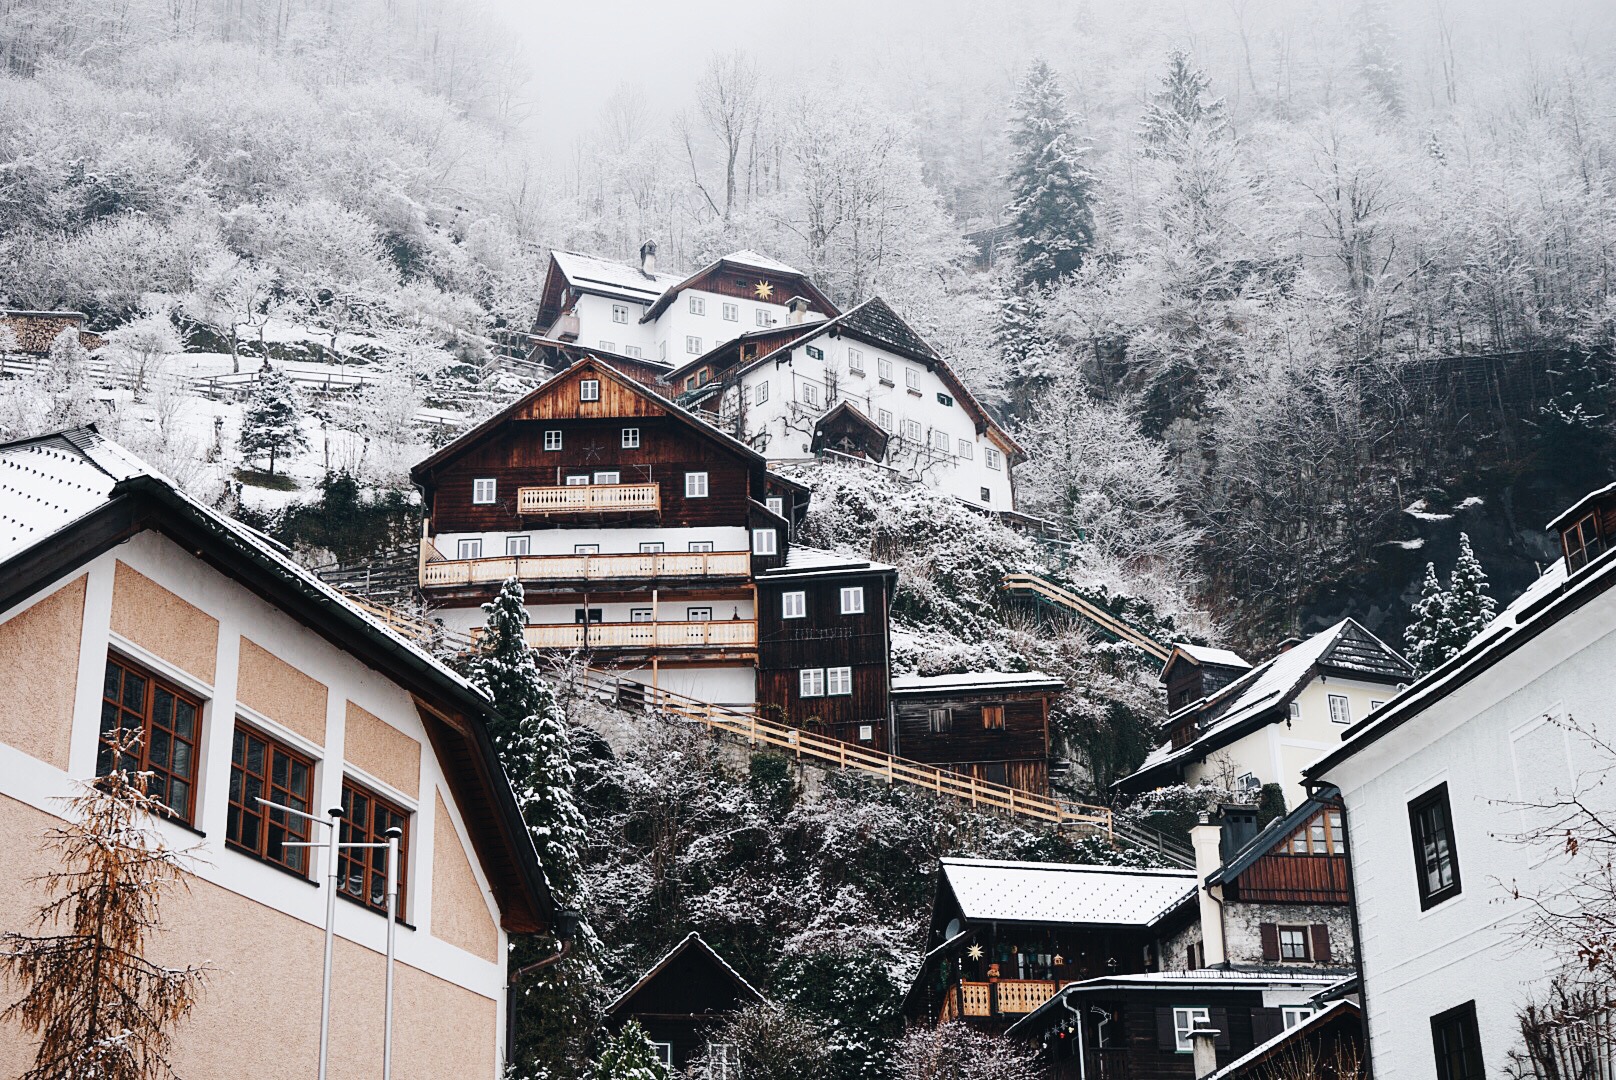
left=574, top=668, right=1115, bottom=834
left=1002, top=573, right=1171, bottom=663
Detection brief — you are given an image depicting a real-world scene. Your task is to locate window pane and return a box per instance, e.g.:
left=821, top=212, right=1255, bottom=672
left=122, top=671, right=146, bottom=710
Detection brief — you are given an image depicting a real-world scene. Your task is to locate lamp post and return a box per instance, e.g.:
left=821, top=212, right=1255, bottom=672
left=262, top=798, right=403, bottom=1080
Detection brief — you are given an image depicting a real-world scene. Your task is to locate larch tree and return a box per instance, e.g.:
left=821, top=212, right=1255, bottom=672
left=0, top=754, right=207, bottom=1080
left=236, top=362, right=308, bottom=475
left=586, top=1020, right=668, bottom=1080
left=460, top=577, right=597, bottom=1075
left=1005, top=58, right=1096, bottom=289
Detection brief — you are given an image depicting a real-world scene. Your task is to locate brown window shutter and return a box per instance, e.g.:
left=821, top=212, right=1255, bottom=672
left=1311, top=923, right=1332, bottom=964
left=1252, top=1007, right=1284, bottom=1042
left=1156, top=1007, right=1177, bottom=1051
left=1259, top=922, right=1280, bottom=961
left=1208, top=1007, right=1232, bottom=1049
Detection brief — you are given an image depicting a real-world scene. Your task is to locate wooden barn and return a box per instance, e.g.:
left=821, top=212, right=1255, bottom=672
left=603, top=932, right=767, bottom=1072
left=889, top=670, right=1063, bottom=795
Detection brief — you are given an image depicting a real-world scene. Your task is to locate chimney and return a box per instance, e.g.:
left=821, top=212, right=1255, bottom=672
left=787, top=296, right=811, bottom=325
left=1190, top=812, right=1227, bottom=967
left=1190, top=1027, right=1221, bottom=1079
left=639, top=239, right=658, bottom=277
left=1277, top=636, right=1301, bottom=654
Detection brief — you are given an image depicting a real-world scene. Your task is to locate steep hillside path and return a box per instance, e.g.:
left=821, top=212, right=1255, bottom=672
left=1002, top=573, right=1172, bottom=663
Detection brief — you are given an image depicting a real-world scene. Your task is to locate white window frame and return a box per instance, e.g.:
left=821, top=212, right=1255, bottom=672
left=629, top=607, right=653, bottom=623
left=456, top=538, right=482, bottom=560
left=1173, top=1007, right=1211, bottom=1053
left=827, top=666, right=853, bottom=696
left=622, top=427, right=640, bottom=448
left=1278, top=925, right=1310, bottom=960
left=799, top=668, right=825, bottom=698
left=685, top=472, right=709, bottom=498
left=878, top=409, right=894, bottom=431
left=573, top=544, right=600, bottom=555
left=689, top=295, right=706, bottom=315
left=847, top=348, right=865, bottom=375
left=877, top=357, right=893, bottom=383
left=639, top=542, right=664, bottom=553
left=984, top=446, right=1002, bottom=471
left=766, top=496, right=784, bottom=517
left=565, top=474, right=590, bottom=486
left=611, top=304, right=629, bottom=324
left=902, top=419, right=923, bottom=443
left=686, top=606, right=713, bottom=621
left=957, top=438, right=974, bottom=460
left=472, top=478, right=497, bottom=504
left=782, top=591, right=806, bottom=619
left=931, top=428, right=951, bottom=453
left=686, top=335, right=703, bottom=355
left=755, top=381, right=769, bottom=405
left=840, top=587, right=864, bottom=615
left=722, top=301, right=739, bottom=322
left=980, top=487, right=992, bottom=503
left=1289, top=701, right=1302, bottom=722
left=905, top=366, right=920, bottom=390
left=650, top=1042, right=673, bottom=1068
left=1281, top=1006, right=1314, bottom=1029
left=544, top=430, right=562, bottom=451
left=599, top=340, right=615, bottom=352
left=579, top=379, right=600, bottom=402
left=1328, top=694, right=1351, bottom=725
left=752, top=528, right=777, bottom=556
left=623, top=344, right=643, bottom=358
left=688, top=540, right=715, bottom=552
left=755, top=308, right=772, bottom=327
left=593, top=470, right=620, bottom=485
left=801, top=382, right=819, bottom=407
left=505, top=535, right=530, bottom=556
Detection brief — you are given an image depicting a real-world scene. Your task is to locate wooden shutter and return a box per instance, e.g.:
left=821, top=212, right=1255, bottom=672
left=1311, top=923, right=1333, bottom=964
left=1208, top=1007, right=1232, bottom=1049
left=1259, top=922, right=1280, bottom=961
left=1156, top=1007, right=1177, bottom=1051
left=1252, top=1007, right=1284, bottom=1043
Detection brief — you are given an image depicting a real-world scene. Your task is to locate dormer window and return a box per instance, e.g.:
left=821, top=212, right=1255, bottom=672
left=1565, top=512, right=1603, bottom=571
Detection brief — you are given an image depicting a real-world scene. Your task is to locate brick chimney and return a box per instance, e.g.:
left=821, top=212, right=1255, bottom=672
left=639, top=239, right=658, bottom=277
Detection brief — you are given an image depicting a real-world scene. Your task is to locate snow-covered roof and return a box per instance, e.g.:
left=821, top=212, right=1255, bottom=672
left=1174, top=643, right=1251, bottom=669
left=940, top=857, right=1195, bottom=927
left=1547, top=481, right=1616, bottom=531
left=759, top=545, right=896, bottom=579
left=1124, top=620, right=1409, bottom=788
left=1204, top=1000, right=1360, bottom=1080
left=1002, top=970, right=1345, bottom=1037
left=717, top=248, right=802, bottom=275
left=550, top=250, right=680, bottom=303
left=891, top=671, right=1064, bottom=694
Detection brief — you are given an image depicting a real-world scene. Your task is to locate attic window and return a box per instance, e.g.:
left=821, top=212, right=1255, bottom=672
left=579, top=379, right=600, bottom=402
left=1565, top=512, right=1603, bottom=571
left=937, top=392, right=954, bottom=407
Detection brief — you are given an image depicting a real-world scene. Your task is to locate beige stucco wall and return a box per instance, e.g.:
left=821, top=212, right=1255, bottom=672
left=237, top=637, right=329, bottom=746
left=432, top=791, right=500, bottom=964
left=0, top=576, right=85, bottom=768
left=110, top=560, right=218, bottom=683
left=0, top=793, right=497, bottom=1080
left=346, top=701, right=421, bottom=799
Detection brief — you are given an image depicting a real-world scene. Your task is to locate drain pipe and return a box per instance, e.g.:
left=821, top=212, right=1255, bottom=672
left=505, top=911, right=581, bottom=1069
left=1061, top=992, right=1087, bottom=1080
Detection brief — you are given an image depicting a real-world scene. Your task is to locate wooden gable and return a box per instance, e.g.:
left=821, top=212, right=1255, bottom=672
left=516, top=361, right=669, bottom=421
left=645, top=257, right=838, bottom=323
left=811, top=401, right=890, bottom=461
left=1548, top=482, right=1616, bottom=574
left=1223, top=803, right=1349, bottom=905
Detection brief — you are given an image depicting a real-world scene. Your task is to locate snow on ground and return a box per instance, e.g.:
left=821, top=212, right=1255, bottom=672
left=1403, top=498, right=1454, bottom=522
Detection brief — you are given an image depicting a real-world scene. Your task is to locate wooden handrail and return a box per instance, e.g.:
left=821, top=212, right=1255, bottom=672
left=1003, top=573, right=1171, bottom=662
left=419, top=547, right=751, bottom=588
left=580, top=669, right=1113, bottom=831
left=517, top=483, right=660, bottom=515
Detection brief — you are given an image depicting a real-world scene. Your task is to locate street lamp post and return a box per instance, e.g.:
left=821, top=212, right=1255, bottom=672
left=262, top=798, right=402, bottom=1080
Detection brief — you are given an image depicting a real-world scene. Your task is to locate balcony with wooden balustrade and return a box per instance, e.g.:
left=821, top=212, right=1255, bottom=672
left=517, top=482, right=660, bottom=517
left=419, top=541, right=751, bottom=591
left=521, top=619, right=757, bottom=652
left=936, top=979, right=1060, bottom=1025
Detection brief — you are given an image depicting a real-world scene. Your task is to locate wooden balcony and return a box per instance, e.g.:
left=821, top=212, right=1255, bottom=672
left=517, top=483, right=659, bottom=516
left=522, top=619, right=757, bottom=651
left=419, top=544, right=750, bottom=590
left=937, top=979, right=1059, bottom=1024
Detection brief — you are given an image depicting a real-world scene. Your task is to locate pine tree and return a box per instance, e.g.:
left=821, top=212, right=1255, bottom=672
left=1445, top=532, right=1497, bottom=649
left=1005, top=59, right=1096, bottom=287
left=237, top=362, right=309, bottom=475
left=1404, top=561, right=1452, bottom=676
left=0, top=753, right=207, bottom=1080
left=586, top=1021, right=668, bottom=1080
left=991, top=274, right=1059, bottom=417
left=460, top=578, right=597, bottom=1074
left=1139, top=50, right=1229, bottom=159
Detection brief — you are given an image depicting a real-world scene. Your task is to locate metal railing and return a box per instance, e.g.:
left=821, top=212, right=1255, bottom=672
left=419, top=542, right=750, bottom=588
left=517, top=483, right=660, bottom=515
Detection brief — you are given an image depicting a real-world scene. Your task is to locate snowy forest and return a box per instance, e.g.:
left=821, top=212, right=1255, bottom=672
left=3, top=0, right=1616, bottom=1074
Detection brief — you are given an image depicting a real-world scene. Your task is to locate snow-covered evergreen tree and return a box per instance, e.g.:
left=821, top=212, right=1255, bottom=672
left=586, top=1020, right=668, bottom=1080
left=990, top=275, right=1058, bottom=415
left=461, top=577, right=597, bottom=1076
left=1404, top=561, right=1452, bottom=676
left=1005, top=59, right=1095, bottom=288
left=237, top=362, right=308, bottom=475
left=1139, top=50, right=1229, bottom=158
left=1445, top=532, right=1496, bottom=649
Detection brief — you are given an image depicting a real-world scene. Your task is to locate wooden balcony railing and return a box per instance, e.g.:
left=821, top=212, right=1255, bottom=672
left=517, top=483, right=659, bottom=515
left=523, top=620, right=757, bottom=650
left=994, top=979, right=1060, bottom=1014
left=936, top=979, right=1058, bottom=1023
left=419, top=542, right=750, bottom=589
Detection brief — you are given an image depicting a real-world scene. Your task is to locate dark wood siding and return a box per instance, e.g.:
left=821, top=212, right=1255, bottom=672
left=756, top=571, right=891, bottom=749
left=1229, top=853, right=1350, bottom=904
left=892, top=689, right=1052, bottom=795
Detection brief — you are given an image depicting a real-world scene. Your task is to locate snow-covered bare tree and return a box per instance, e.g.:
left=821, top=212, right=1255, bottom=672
left=690, top=1003, right=828, bottom=1080
left=103, top=309, right=182, bottom=396
left=893, top=1020, right=1039, bottom=1079
left=0, top=747, right=207, bottom=1080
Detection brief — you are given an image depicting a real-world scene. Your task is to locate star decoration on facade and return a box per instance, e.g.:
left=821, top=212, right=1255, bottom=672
left=966, top=944, right=984, bottom=961
left=753, top=279, right=774, bottom=299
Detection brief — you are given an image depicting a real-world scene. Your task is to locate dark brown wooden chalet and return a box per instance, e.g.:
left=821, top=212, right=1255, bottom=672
left=1159, top=644, right=1252, bottom=715
left=755, top=549, right=897, bottom=748
left=903, top=858, right=1200, bottom=1032
left=1003, top=972, right=1347, bottom=1080
left=1205, top=797, right=1350, bottom=910
left=603, top=932, right=767, bottom=1072
left=1205, top=999, right=1363, bottom=1080
left=1548, top=482, right=1616, bottom=573
left=889, top=671, right=1063, bottom=795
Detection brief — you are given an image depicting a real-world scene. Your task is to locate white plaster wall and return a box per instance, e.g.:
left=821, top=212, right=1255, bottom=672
left=1320, top=596, right=1616, bottom=1079
left=571, top=293, right=655, bottom=356
left=617, top=663, right=757, bottom=707
left=0, top=533, right=510, bottom=1070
